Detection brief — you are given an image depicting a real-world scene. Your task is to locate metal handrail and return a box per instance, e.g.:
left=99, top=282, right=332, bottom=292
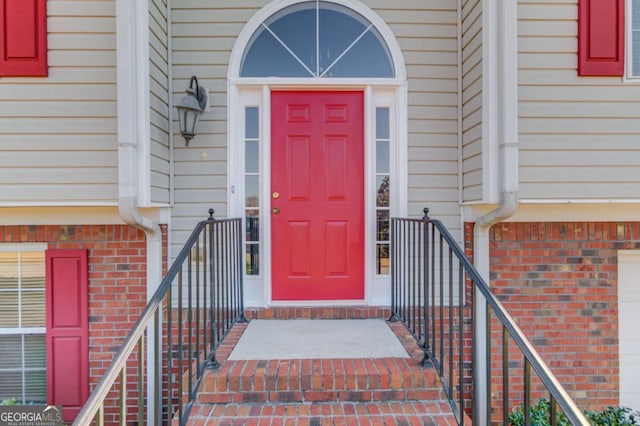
left=390, top=208, right=590, bottom=425
left=74, top=210, right=244, bottom=425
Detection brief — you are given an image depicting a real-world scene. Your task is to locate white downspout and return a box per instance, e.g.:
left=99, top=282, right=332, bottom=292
left=116, top=1, right=162, bottom=424
left=472, top=0, right=518, bottom=424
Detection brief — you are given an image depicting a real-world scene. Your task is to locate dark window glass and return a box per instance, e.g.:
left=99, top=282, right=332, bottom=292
left=245, top=107, right=259, bottom=139
left=376, top=244, right=389, bottom=275
left=245, top=175, right=260, bottom=208
left=240, top=1, right=394, bottom=78
left=240, top=29, right=311, bottom=77
left=246, top=141, right=259, bottom=174
left=322, top=30, right=394, bottom=78
left=376, top=141, right=389, bottom=174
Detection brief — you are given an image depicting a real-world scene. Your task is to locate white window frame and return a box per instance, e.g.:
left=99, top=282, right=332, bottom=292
left=0, top=243, right=47, bottom=404
left=626, top=0, right=640, bottom=80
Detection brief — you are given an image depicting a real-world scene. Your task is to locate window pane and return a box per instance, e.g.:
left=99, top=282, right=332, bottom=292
left=268, top=7, right=317, bottom=73
left=376, top=141, right=389, bottom=173
left=0, top=371, right=22, bottom=401
left=318, top=7, right=367, bottom=75
left=245, top=211, right=260, bottom=242
left=0, top=291, right=19, bottom=327
left=323, top=30, right=394, bottom=78
left=0, top=335, right=21, bottom=369
left=22, top=290, right=45, bottom=327
left=376, top=210, right=390, bottom=241
left=24, top=370, right=46, bottom=404
left=246, top=141, right=259, bottom=174
left=246, top=245, right=260, bottom=276
left=376, top=176, right=390, bottom=207
left=245, top=107, right=259, bottom=139
left=376, top=108, right=390, bottom=139
left=241, top=2, right=394, bottom=78
left=377, top=244, right=390, bottom=275
left=241, top=30, right=311, bottom=77
left=24, top=335, right=46, bottom=369
left=245, top=175, right=260, bottom=207
left=634, top=0, right=640, bottom=28
left=0, top=252, right=18, bottom=290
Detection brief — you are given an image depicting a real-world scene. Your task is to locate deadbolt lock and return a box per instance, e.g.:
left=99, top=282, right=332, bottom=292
left=272, top=192, right=280, bottom=199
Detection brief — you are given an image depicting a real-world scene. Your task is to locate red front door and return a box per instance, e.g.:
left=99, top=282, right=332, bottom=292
left=271, top=91, right=364, bottom=300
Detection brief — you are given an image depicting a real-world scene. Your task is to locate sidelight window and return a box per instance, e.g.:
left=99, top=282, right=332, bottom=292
left=245, top=107, right=260, bottom=276
left=375, top=107, right=390, bottom=275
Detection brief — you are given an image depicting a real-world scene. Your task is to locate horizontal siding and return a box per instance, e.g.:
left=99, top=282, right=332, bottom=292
left=393, top=0, right=460, bottom=232
left=171, top=0, right=241, bottom=252
left=149, top=0, right=171, bottom=204
left=0, top=0, right=117, bottom=205
left=518, top=0, right=640, bottom=200
left=461, top=0, right=483, bottom=202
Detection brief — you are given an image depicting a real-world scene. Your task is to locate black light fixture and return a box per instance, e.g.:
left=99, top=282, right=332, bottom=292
left=176, top=75, right=208, bottom=146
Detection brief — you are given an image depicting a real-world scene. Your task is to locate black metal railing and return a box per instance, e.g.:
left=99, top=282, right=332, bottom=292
left=74, top=209, right=244, bottom=426
left=390, top=208, right=589, bottom=425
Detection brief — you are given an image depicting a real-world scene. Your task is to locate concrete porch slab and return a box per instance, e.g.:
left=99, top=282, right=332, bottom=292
left=227, top=319, right=410, bottom=360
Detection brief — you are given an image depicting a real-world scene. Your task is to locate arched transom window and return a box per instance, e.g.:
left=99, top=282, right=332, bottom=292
left=240, top=0, right=395, bottom=78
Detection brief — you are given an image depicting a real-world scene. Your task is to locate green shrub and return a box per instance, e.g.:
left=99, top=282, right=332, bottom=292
left=508, top=399, right=640, bottom=426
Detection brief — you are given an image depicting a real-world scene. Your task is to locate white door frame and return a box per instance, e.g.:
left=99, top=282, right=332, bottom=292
left=227, top=0, right=408, bottom=307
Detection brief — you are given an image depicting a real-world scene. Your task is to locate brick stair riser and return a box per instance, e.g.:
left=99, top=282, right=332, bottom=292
left=197, top=358, right=445, bottom=404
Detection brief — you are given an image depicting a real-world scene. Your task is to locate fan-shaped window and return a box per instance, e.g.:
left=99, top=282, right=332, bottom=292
left=240, top=1, right=395, bottom=78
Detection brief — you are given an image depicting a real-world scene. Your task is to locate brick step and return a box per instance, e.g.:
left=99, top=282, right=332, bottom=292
left=196, top=357, right=445, bottom=405
left=188, top=401, right=459, bottom=425
left=244, top=306, right=391, bottom=320
left=187, top=318, right=460, bottom=425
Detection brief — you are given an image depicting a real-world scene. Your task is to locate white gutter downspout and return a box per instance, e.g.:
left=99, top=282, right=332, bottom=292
left=116, top=1, right=162, bottom=424
left=472, top=1, right=518, bottom=424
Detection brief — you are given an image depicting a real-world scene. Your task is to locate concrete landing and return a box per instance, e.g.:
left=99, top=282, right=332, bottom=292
left=227, top=319, right=410, bottom=360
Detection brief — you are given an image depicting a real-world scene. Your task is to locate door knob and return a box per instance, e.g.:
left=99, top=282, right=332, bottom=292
left=272, top=207, right=280, bottom=214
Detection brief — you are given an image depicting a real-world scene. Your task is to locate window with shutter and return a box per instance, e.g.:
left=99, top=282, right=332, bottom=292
left=0, top=244, right=47, bottom=404
left=578, top=0, right=625, bottom=76
left=0, top=0, right=48, bottom=76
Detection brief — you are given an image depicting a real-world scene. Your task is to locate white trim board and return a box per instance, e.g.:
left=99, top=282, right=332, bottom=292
left=464, top=203, right=640, bottom=223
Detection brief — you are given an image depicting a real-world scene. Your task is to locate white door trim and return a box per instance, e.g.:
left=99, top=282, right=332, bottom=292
left=226, top=0, right=408, bottom=307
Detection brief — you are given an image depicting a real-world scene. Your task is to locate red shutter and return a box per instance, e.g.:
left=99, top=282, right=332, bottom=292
left=46, top=249, right=89, bottom=423
left=578, top=0, right=625, bottom=76
left=0, top=0, right=48, bottom=76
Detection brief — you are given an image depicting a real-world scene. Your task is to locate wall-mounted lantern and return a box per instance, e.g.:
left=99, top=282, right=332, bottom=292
left=176, top=75, right=208, bottom=146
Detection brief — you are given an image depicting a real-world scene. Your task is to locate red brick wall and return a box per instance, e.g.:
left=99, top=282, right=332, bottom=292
left=468, top=221, right=640, bottom=411
left=0, top=224, right=167, bottom=423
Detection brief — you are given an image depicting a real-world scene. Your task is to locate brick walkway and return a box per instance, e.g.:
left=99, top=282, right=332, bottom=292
left=185, top=310, right=461, bottom=425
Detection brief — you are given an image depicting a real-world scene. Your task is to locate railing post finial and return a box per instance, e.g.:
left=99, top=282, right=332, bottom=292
left=208, top=208, right=215, bottom=221
left=422, top=207, right=430, bottom=220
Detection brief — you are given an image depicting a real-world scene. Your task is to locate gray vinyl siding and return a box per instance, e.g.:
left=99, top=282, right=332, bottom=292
left=461, top=0, right=482, bottom=202
left=368, top=1, right=461, bottom=230
left=170, top=1, right=245, bottom=249
left=518, top=0, right=640, bottom=200
left=149, top=0, right=171, bottom=204
left=386, top=0, right=460, bottom=231
left=0, top=0, right=117, bottom=205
